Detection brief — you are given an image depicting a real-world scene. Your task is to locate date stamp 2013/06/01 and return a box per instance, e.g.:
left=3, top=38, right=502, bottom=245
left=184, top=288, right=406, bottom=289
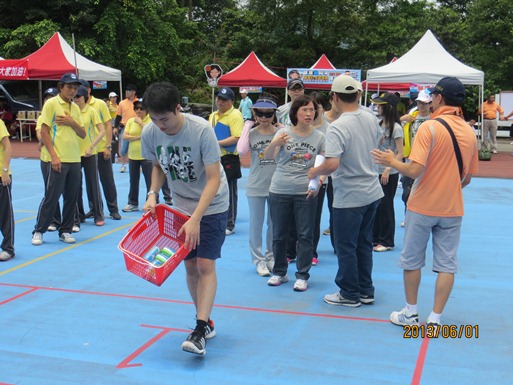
left=403, top=324, right=479, bottom=339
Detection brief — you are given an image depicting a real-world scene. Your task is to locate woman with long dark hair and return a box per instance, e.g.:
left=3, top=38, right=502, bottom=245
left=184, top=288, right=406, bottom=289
left=371, top=92, right=404, bottom=252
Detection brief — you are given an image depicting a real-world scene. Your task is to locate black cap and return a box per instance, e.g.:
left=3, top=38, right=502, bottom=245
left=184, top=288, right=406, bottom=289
left=79, top=79, right=91, bottom=88
left=216, top=87, right=235, bottom=100
left=59, top=72, right=81, bottom=84
left=287, top=79, right=304, bottom=90
left=371, top=92, right=400, bottom=107
left=76, top=85, right=89, bottom=98
left=43, top=87, right=59, bottom=97
left=428, top=77, right=466, bottom=102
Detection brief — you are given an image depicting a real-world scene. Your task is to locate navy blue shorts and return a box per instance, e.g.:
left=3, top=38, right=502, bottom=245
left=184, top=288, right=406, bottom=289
left=185, top=210, right=228, bottom=261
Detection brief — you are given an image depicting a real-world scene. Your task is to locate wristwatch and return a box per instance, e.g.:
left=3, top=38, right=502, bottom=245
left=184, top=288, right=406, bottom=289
left=147, top=191, right=158, bottom=197
left=2, top=168, right=8, bottom=173
left=106, top=145, right=112, bottom=149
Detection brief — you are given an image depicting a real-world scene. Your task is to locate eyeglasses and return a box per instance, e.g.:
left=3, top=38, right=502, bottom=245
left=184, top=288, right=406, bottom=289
left=254, top=110, right=275, bottom=118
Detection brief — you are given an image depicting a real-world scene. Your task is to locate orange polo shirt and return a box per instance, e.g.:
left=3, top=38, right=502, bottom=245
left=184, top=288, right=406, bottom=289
left=478, top=101, right=504, bottom=120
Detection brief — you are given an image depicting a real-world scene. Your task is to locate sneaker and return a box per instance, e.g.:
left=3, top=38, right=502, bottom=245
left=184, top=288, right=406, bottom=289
left=359, top=294, right=375, bottom=304
left=373, top=244, right=394, bottom=252
left=390, top=307, right=419, bottom=326
left=205, top=319, right=216, bottom=339
left=84, top=211, right=94, bottom=219
left=267, top=274, right=288, bottom=286
left=286, top=257, right=296, bottom=264
left=293, top=279, right=308, bottom=292
left=110, top=212, right=122, bottom=220
left=59, top=233, right=76, bottom=244
left=47, top=224, right=58, bottom=232
left=0, top=251, right=14, bottom=261
left=122, top=204, right=139, bottom=212
left=120, top=165, right=126, bottom=173
left=32, top=232, right=43, bottom=246
left=256, top=260, right=271, bottom=277
left=323, top=228, right=330, bottom=236
left=225, top=228, right=235, bottom=236
left=72, top=225, right=80, bottom=233
left=181, top=330, right=206, bottom=355
left=266, top=259, right=275, bottom=273
left=323, top=292, right=361, bottom=307
left=95, top=220, right=105, bottom=226
left=426, top=318, right=440, bottom=327
left=492, top=149, right=498, bottom=154
left=400, top=220, right=405, bottom=228
left=312, top=257, right=319, bottom=266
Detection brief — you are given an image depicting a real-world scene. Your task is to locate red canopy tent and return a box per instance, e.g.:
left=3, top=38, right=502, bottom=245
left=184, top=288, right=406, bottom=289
left=217, top=52, right=286, bottom=88
left=310, top=54, right=336, bottom=71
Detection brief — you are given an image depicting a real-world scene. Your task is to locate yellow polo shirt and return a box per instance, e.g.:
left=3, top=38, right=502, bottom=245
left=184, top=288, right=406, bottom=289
left=125, top=114, right=151, bottom=160
left=0, top=120, right=11, bottom=174
left=40, top=95, right=83, bottom=163
left=89, top=96, right=111, bottom=152
left=79, top=104, right=102, bottom=156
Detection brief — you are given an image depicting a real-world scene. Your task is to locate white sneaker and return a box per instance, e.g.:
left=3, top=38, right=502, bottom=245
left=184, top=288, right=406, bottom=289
left=492, top=149, right=498, bottom=154
left=266, top=259, right=275, bottom=273
left=59, top=233, right=76, bottom=244
left=400, top=220, right=405, bottom=228
left=225, top=228, right=235, bottom=236
left=32, top=232, right=43, bottom=246
left=47, top=224, right=57, bottom=232
left=122, top=204, right=139, bottom=212
left=293, top=279, right=308, bottom=292
left=267, top=274, right=288, bottom=286
left=72, top=225, right=80, bottom=233
left=256, top=260, right=271, bottom=277
left=120, top=165, right=126, bottom=173
left=390, top=307, right=419, bottom=326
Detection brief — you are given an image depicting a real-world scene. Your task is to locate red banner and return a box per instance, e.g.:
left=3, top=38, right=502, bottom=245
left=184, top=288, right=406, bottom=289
left=0, top=59, right=29, bottom=80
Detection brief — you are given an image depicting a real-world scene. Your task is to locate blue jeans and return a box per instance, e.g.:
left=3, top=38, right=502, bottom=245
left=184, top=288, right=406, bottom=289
left=333, top=199, right=380, bottom=300
left=269, top=192, right=317, bottom=280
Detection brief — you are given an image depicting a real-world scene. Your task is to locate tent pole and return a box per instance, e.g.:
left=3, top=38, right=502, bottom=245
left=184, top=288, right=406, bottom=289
left=72, top=33, right=79, bottom=78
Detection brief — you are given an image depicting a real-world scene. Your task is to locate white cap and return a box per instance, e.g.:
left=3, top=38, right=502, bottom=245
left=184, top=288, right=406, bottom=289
left=109, top=92, right=118, bottom=98
left=240, top=89, right=249, bottom=94
left=416, top=90, right=432, bottom=103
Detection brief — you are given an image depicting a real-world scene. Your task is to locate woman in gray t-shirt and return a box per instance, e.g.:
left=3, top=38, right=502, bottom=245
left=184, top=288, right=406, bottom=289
left=237, top=98, right=279, bottom=277
left=263, top=95, right=325, bottom=292
left=370, top=92, right=404, bottom=252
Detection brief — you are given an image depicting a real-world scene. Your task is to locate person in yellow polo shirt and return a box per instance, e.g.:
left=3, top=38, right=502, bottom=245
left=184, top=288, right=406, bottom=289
left=35, top=87, right=63, bottom=233
left=80, top=80, right=121, bottom=220
left=0, top=118, right=14, bottom=261
left=32, top=72, right=86, bottom=246
left=74, top=85, right=105, bottom=227
left=122, top=100, right=152, bottom=212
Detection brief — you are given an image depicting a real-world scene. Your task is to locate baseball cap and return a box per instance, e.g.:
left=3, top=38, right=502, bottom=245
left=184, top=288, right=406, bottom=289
left=79, top=79, right=90, bottom=88
left=428, top=77, right=466, bottom=101
left=60, top=72, right=81, bottom=85
left=416, top=90, right=432, bottom=103
left=240, top=89, right=249, bottom=94
left=75, top=86, right=89, bottom=98
left=331, top=75, right=360, bottom=94
left=370, top=91, right=400, bottom=107
left=43, top=87, right=59, bottom=97
left=287, top=79, right=304, bottom=90
left=251, top=98, right=278, bottom=109
left=125, top=84, right=137, bottom=92
left=216, top=87, right=235, bottom=100
left=109, top=92, right=118, bottom=98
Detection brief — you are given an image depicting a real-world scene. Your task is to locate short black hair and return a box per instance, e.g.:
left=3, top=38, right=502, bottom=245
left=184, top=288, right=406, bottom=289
left=289, top=94, right=318, bottom=126
left=334, top=91, right=358, bottom=103
left=142, top=82, right=181, bottom=114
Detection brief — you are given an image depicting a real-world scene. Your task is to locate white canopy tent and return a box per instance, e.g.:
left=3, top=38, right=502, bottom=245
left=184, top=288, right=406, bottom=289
left=366, top=30, right=484, bottom=125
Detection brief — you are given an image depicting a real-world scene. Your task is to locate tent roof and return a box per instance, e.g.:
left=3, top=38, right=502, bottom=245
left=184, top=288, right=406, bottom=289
left=366, top=30, right=483, bottom=86
left=22, top=32, right=121, bottom=81
left=217, top=52, right=286, bottom=88
left=310, top=54, right=336, bottom=70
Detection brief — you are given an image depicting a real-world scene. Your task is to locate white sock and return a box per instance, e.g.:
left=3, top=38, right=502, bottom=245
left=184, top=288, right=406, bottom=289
left=427, top=311, right=441, bottom=324
left=406, top=303, right=417, bottom=315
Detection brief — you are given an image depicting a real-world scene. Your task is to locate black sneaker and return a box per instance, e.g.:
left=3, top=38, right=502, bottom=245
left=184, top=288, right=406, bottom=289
left=110, top=212, right=122, bottom=220
left=84, top=211, right=94, bottom=219
left=205, top=319, right=216, bottom=339
left=181, top=330, right=206, bottom=355
left=359, top=294, right=375, bottom=305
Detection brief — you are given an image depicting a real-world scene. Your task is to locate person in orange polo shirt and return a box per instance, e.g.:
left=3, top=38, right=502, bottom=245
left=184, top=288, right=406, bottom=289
left=114, top=84, right=138, bottom=173
left=478, top=94, right=506, bottom=154
left=372, top=77, right=478, bottom=328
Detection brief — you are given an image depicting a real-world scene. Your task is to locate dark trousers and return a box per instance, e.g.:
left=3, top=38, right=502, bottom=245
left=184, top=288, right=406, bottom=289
left=226, top=178, right=238, bottom=231
left=34, top=162, right=81, bottom=235
left=327, top=177, right=335, bottom=249
left=401, top=175, right=414, bottom=211
left=333, top=199, right=380, bottom=301
left=77, top=155, right=104, bottom=223
left=128, top=158, right=152, bottom=206
left=96, top=152, right=119, bottom=215
left=40, top=160, right=62, bottom=227
left=0, top=176, right=14, bottom=254
left=373, top=173, right=399, bottom=248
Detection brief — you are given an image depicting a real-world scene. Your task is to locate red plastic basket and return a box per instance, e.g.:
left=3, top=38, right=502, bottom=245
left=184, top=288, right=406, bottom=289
left=118, top=204, right=190, bottom=286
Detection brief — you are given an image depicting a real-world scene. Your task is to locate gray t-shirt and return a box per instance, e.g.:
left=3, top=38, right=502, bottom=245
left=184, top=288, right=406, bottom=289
left=276, top=102, right=292, bottom=126
left=326, top=109, right=384, bottom=209
left=269, top=126, right=325, bottom=195
left=141, top=113, right=229, bottom=216
left=377, top=122, right=404, bottom=174
left=247, top=128, right=277, bottom=197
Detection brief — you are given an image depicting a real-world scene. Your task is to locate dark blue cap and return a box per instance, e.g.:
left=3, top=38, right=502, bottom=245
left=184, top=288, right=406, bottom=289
left=216, top=87, right=235, bottom=100
left=428, top=77, right=466, bottom=102
left=59, top=72, right=81, bottom=84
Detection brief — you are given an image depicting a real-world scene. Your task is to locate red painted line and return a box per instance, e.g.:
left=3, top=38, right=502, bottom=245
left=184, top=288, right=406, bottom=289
left=0, top=282, right=388, bottom=324
left=0, top=287, right=38, bottom=306
left=116, top=326, right=189, bottom=369
left=411, top=335, right=431, bottom=385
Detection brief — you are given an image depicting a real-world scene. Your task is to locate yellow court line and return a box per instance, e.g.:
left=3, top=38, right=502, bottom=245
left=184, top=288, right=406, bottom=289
left=0, top=221, right=136, bottom=277
left=15, top=216, right=37, bottom=224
